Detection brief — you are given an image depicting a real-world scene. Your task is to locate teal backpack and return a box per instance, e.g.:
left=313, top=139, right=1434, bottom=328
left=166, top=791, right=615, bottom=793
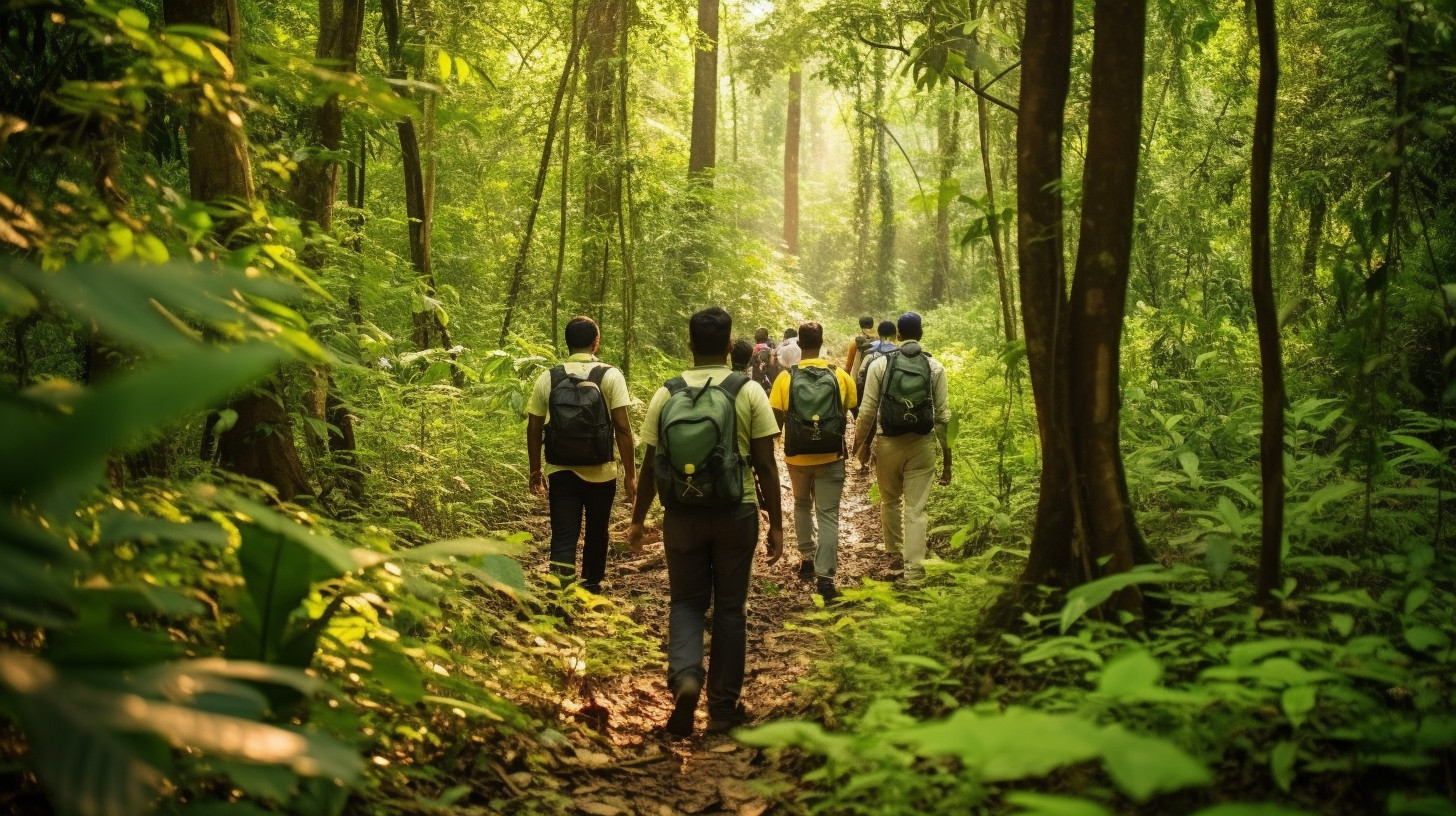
left=879, top=343, right=934, bottom=437
left=654, top=373, right=750, bottom=508
left=784, top=365, right=845, bottom=457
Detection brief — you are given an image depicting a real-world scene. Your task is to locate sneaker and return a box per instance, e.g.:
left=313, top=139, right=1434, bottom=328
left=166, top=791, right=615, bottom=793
left=706, top=703, right=749, bottom=734
left=665, top=675, right=701, bottom=737
left=797, top=558, right=815, bottom=582
left=816, top=576, right=840, bottom=604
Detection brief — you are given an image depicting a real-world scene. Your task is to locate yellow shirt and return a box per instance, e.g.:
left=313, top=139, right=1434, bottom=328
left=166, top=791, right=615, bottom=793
left=769, top=358, right=859, bottom=467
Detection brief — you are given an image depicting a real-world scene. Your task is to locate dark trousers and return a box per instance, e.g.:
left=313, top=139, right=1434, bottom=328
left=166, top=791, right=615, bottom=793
left=547, top=471, right=617, bottom=593
left=662, top=502, right=758, bottom=718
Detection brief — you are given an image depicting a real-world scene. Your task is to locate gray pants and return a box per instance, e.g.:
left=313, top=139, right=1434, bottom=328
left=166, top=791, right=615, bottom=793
left=662, top=502, right=758, bottom=719
left=788, top=459, right=846, bottom=578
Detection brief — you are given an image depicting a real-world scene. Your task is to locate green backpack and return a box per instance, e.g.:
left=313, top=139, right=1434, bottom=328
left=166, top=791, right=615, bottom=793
left=784, top=365, right=845, bottom=457
left=879, top=343, right=935, bottom=437
left=654, top=373, right=750, bottom=508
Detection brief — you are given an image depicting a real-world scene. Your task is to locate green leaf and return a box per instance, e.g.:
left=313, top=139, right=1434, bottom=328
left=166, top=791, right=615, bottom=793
left=1059, top=566, right=1184, bottom=633
left=1178, top=450, right=1200, bottom=484
left=1192, top=805, right=1315, bottom=816
left=1385, top=794, right=1456, bottom=816
left=1404, top=585, right=1431, bottom=617
left=1097, top=649, right=1163, bottom=697
left=868, top=482, right=881, bottom=504
left=1204, top=534, right=1236, bottom=580
left=437, top=50, right=452, bottom=80
left=1281, top=685, right=1318, bottom=728
left=891, top=654, right=949, bottom=673
left=0, top=343, right=284, bottom=510
left=1270, top=739, right=1298, bottom=792
left=232, top=526, right=341, bottom=664
left=117, top=7, right=150, bottom=29
left=1404, top=625, right=1451, bottom=652
left=1098, top=725, right=1213, bottom=801
left=898, top=708, right=1105, bottom=782
left=1004, top=793, right=1116, bottom=816
left=1329, top=613, right=1354, bottom=637
left=1301, top=481, right=1361, bottom=515
left=97, top=511, right=229, bottom=547
left=366, top=644, right=425, bottom=705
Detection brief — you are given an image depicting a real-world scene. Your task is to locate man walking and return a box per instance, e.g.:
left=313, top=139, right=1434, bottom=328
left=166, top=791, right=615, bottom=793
left=770, top=321, right=857, bottom=602
left=628, top=306, right=784, bottom=737
left=525, top=316, right=636, bottom=594
left=844, top=315, right=876, bottom=379
left=853, top=312, right=952, bottom=582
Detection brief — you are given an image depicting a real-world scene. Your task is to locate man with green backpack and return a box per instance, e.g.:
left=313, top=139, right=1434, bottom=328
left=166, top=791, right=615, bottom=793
left=769, top=321, right=857, bottom=603
left=853, top=312, right=952, bottom=582
left=627, top=306, right=784, bottom=738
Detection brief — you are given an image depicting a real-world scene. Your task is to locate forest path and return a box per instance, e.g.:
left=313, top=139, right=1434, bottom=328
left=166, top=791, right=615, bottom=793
left=517, top=435, right=888, bottom=816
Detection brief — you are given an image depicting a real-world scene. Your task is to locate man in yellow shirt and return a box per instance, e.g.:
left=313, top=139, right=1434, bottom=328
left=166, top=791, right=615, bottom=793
left=843, top=315, right=875, bottom=378
left=770, top=321, right=858, bottom=602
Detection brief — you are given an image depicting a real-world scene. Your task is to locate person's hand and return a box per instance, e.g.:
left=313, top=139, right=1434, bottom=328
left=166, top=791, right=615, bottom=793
left=765, top=523, right=784, bottom=565
left=856, top=444, right=872, bottom=468
left=627, top=522, right=648, bottom=556
left=938, top=465, right=952, bottom=486
left=622, top=473, right=637, bottom=509
left=529, top=471, right=547, bottom=496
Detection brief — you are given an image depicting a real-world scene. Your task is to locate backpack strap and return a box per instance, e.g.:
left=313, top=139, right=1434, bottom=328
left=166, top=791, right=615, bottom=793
left=550, top=365, right=568, bottom=388
left=720, top=371, right=749, bottom=399
left=587, top=364, right=609, bottom=386
left=664, top=375, right=689, bottom=395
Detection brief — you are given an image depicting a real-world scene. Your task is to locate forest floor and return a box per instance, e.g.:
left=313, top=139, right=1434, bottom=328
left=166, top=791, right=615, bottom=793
left=515, top=442, right=889, bottom=816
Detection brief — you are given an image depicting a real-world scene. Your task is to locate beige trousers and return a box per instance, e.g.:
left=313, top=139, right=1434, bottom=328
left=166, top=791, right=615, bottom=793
left=875, top=432, right=936, bottom=576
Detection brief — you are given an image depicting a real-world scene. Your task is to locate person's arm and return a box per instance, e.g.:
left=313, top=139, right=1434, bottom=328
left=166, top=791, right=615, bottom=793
left=526, top=413, right=547, bottom=495
left=769, top=370, right=789, bottom=430
left=854, top=360, right=882, bottom=465
left=749, top=435, right=783, bottom=564
left=933, top=363, right=952, bottom=485
left=611, top=405, right=636, bottom=506
left=844, top=340, right=859, bottom=374
left=626, top=445, right=657, bottom=555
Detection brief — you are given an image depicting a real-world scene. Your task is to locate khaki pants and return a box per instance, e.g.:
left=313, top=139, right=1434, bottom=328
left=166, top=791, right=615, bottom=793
left=875, top=433, right=936, bottom=577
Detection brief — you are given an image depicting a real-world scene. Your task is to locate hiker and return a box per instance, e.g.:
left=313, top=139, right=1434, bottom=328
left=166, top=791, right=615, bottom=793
left=843, top=315, right=876, bottom=380
left=853, top=312, right=952, bottom=582
left=731, top=338, right=753, bottom=372
left=770, top=321, right=857, bottom=602
left=525, top=316, right=636, bottom=594
left=852, top=320, right=899, bottom=425
left=748, top=327, right=782, bottom=394
left=777, top=334, right=802, bottom=368
left=627, top=306, right=784, bottom=737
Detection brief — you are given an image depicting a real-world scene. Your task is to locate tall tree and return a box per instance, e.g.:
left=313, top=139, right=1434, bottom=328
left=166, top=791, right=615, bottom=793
left=784, top=68, right=802, bottom=254
left=688, top=0, right=719, bottom=179
left=930, top=83, right=957, bottom=305
left=1250, top=0, right=1284, bottom=610
left=872, top=47, right=895, bottom=312
left=164, top=0, right=312, bottom=501
left=580, top=0, right=625, bottom=317
left=1013, top=0, right=1152, bottom=608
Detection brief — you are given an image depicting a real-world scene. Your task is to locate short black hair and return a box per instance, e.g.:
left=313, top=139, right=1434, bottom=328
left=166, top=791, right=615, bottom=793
left=859, top=315, right=875, bottom=330
left=878, top=320, right=896, bottom=339
left=797, top=321, right=824, bottom=351
left=730, top=338, right=753, bottom=371
left=897, top=311, right=924, bottom=341
left=754, top=327, right=770, bottom=344
left=690, top=306, right=733, bottom=355
left=565, top=315, right=598, bottom=351
left=783, top=327, right=798, bottom=339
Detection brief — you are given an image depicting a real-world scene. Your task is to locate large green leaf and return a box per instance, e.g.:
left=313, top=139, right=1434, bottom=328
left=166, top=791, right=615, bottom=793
left=1097, top=725, right=1212, bottom=801
left=230, top=526, right=350, bottom=667
left=1059, top=566, right=1186, bottom=633
left=0, top=343, right=284, bottom=510
left=897, top=708, right=1105, bottom=782
left=1004, top=793, right=1115, bottom=816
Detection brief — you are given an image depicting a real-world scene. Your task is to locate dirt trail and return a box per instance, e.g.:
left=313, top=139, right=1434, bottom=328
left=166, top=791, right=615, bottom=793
left=520, top=443, right=888, bottom=816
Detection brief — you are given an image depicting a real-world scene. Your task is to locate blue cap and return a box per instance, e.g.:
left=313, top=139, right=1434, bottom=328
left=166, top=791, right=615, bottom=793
left=897, top=311, right=923, bottom=339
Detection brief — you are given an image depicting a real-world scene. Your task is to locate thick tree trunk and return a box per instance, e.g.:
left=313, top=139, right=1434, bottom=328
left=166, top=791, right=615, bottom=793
left=1250, top=0, right=1284, bottom=611
left=293, top=0, right=364, bottom=239
left=784, top=69, right=801, bottom=255
left=1066, top=0, right=1150, bottom=614
left=502, top=0, right=584, bottom=346
left=165, top=0, right=311, bottom=502
left=581, top=0, right=625, bottom=317
left=688, top=0, right=718, bottom=179
left=1013, top=0, right=1080, bottom=590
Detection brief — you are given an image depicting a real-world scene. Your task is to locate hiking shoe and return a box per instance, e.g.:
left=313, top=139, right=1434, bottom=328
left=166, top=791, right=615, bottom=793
left=665, top=675, right=701, bottom=737
left=816, top=577, right=840, bottom=604
left=706, top=704, right=749, bottom=734
left=797, top=558, right=815, bottom=582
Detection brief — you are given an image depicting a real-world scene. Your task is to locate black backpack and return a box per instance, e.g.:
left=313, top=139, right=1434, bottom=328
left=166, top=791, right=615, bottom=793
left=784, top=365, right=846, bottom=457
left=878, top=344, right=935, bottom=437
left=654, top=373, right=750, bottom=508
left=749, top=346, right=782, bottom=394
left=543, top=365, right=615, bottom=466
left=853, top=332, right=874, bottom=364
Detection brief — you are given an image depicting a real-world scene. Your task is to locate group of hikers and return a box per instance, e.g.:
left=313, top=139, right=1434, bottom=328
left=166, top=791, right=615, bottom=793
left=525, top=307, right=952, bottom=737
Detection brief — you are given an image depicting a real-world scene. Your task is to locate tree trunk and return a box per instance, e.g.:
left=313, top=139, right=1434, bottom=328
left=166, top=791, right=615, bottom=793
left=784, top=69, right=801, bottom=255
left=292, top=0, right=365, bottom=240
left=1014, top=0, right=1080, bottom=592
left=1299, top=193, right=1325, bottom=298
left=931, top=84, right=955, bottom=306
left=552, top=21, right=580, bottom=354
left=1066, top=0, right=1150, bottom=614
left=581, top=0, right=625, bottom=317
left=851, top=77, right=874, bottom=289
left=165, top=0, right=311, bottom=502
left=1250, top=0, right=1284, bottom=611
left=872, top=49, right=895, bottom=313
left=688, top=0, right=718, bottom=179
left=501, top=0, right=584, bottom=346
left=977, top=68, right=1015, bottom=342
